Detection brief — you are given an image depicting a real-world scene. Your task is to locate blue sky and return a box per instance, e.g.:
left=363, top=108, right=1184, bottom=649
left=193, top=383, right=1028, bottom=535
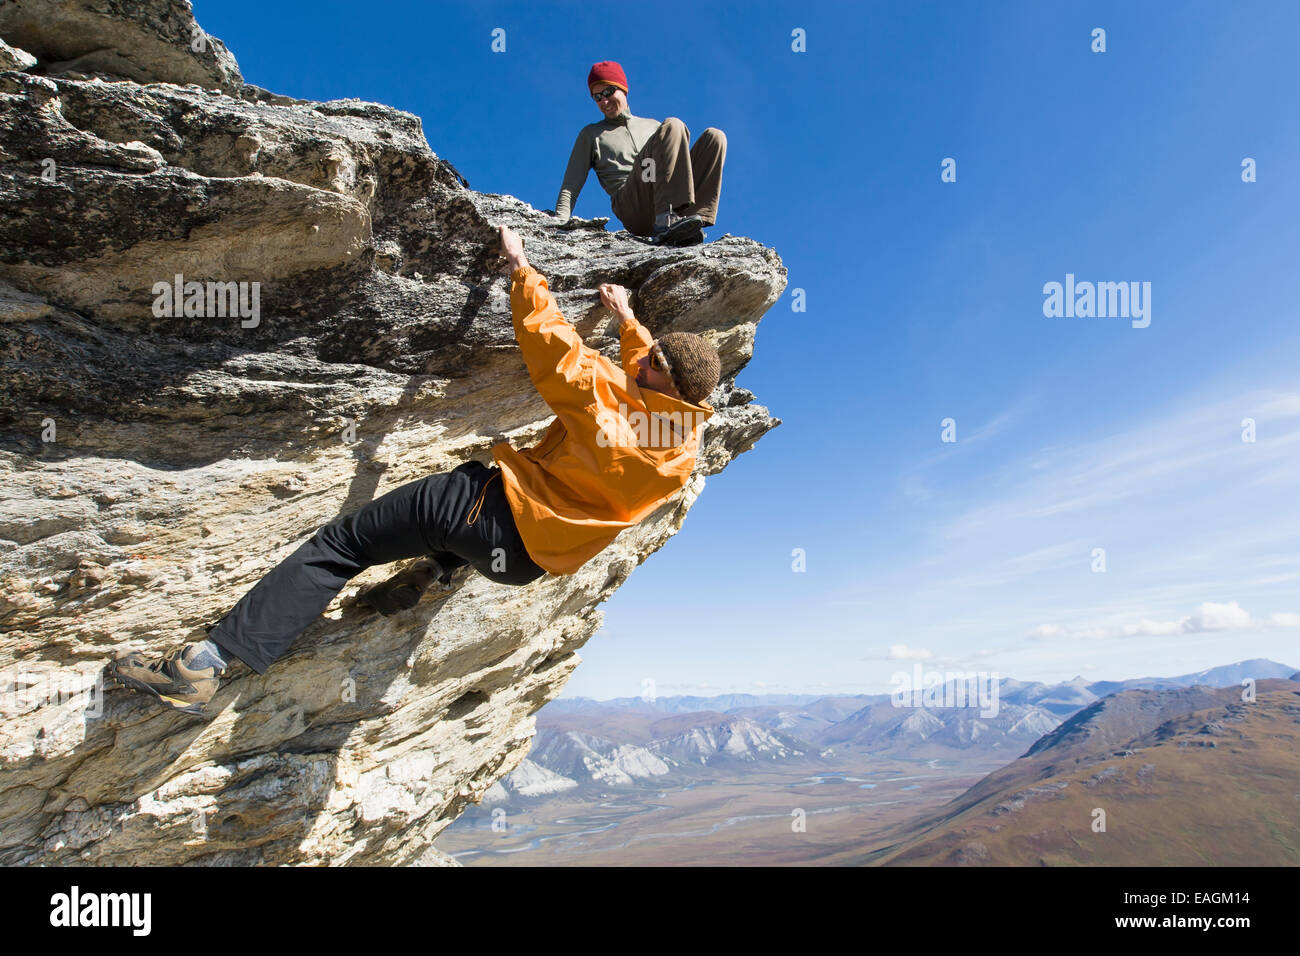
left=198, top=1, right=1300, bottom=698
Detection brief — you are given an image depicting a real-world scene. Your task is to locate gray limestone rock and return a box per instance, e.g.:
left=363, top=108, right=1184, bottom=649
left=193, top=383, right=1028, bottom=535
left=0, top=0, right=242, bottom=91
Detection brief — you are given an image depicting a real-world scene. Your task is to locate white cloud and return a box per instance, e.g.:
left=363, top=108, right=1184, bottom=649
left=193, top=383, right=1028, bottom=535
left=1121, top=618, right=1190, bottom=637
left=1254, top=393, right=1300, bottom=419
left=888, top=644, right=933, bottom=660
left=1186, top=601, right=1253, bottom=631
left=1028, top=600, right=1299, bottom=641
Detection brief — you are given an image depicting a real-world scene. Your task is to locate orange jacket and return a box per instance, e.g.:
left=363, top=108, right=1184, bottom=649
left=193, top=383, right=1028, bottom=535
left=491, top=265, right=714, bottom=575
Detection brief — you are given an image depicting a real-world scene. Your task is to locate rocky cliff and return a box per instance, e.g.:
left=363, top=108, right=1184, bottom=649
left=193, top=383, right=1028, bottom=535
left=0, top=0, right=784, bottom=865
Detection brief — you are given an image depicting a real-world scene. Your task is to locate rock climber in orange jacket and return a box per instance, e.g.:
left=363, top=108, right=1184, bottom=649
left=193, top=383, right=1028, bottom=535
left=108, top=225, right=722, bottom=717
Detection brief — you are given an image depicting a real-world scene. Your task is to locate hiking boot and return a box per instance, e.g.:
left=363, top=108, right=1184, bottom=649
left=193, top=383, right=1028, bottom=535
left=357, top=558, right=449, bottom=616
left=651, top=213, right=703, bottom=247
left=109, top=643, right=223, bottom=717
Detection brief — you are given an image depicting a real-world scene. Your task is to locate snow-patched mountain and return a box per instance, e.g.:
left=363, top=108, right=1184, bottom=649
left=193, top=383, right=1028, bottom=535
left=519, top=661, right=1296, bottom=789
left=543, top=693, right=824, bottom=715
left=724, top=695, right=870, bottom=739
left=816, top=695, right=1062, bottom=755
left=506, top=716, right=811, bottom=797
left=648, top=713, right=808, bottom=765
left=482, top=759, right=579, bottom=804
left=527, top=730, right=671, bottom=786
left=1092, top=658, right=1298, bottom=695
left=998, top=678, right=1101, bottom=717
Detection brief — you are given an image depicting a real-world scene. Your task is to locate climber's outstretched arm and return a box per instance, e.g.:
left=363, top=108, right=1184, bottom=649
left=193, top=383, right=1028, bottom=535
left=600, top=282, right=654, bottom=378
left=498, top=226, right=594, bottom=410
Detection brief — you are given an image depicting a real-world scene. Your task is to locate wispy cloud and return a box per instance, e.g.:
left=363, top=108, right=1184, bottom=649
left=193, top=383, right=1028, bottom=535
left=897, top=396, right=1038, bottom=503
left=938, top=388, right=1300, bottom=542
left=1027, top=600, right=1300, bottom=641
left=862, top=644, right=934, bottom=661
left=831, top=380, right=1300, bottom=684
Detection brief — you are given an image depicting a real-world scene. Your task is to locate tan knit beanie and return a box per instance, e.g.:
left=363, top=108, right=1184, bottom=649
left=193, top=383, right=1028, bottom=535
left=656, top=332, right=721, bottom=405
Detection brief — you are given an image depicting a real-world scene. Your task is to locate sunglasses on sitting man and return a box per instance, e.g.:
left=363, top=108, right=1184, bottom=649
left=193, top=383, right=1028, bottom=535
left=591, top=86, right=621, bottom=102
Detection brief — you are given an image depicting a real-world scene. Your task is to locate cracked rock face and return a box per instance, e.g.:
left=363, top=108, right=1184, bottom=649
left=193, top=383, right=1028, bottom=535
left=0, top=2, right=784, bottom=864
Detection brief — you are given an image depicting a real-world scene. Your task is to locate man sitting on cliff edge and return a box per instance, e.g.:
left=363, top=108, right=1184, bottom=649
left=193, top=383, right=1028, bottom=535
left=109, top=225, right=722, bottom=717
left=553, top=60, right=727, bottom=247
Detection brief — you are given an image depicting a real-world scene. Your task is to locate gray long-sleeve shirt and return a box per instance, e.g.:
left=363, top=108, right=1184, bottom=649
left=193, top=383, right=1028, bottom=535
left=554, top=111, right=662, bottom=220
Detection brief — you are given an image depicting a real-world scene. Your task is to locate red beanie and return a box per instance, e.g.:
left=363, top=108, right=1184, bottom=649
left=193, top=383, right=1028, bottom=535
left=587, top=61, right=628, bottom=92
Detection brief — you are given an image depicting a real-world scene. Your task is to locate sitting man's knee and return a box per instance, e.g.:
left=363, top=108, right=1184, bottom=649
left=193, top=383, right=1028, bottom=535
left=660, top=116, right=689, bottom=139
left=702, top=127, right=727, bottom=147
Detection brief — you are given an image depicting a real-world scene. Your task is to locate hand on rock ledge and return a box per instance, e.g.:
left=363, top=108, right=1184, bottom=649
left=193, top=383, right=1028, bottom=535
left=498, top=224, right=528, bottom=273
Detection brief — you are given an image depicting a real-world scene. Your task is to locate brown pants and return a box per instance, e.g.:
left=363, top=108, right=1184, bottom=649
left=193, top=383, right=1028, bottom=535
left=611, top=117, right=726, bottom=236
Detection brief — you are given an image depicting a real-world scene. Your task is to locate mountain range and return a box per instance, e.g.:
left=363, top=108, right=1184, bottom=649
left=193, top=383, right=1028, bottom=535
left=854, top=676, right=1300, bottom=865
left=484, top=659, right=1296, bottom=800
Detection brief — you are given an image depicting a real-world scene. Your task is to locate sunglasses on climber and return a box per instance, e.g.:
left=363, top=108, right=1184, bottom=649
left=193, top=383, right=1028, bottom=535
left=591, top=85, right=620, bottom=102
left=649, top=342, right=674, bottom=378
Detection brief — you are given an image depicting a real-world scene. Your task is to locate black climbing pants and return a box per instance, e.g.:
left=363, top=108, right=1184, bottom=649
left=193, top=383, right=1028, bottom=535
left=208, top=460, right=545, bottom=674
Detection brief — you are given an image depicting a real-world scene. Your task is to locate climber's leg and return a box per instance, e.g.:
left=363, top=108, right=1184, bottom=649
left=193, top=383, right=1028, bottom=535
left=427, top=549, right=470, bottom=575
left=354, top=557, right=445, bottom=616
left=441, top=461, right=548, bottom=587
left=207, top=461, right=543, bottom=675
left=208, top=470, right=455, bottom=674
